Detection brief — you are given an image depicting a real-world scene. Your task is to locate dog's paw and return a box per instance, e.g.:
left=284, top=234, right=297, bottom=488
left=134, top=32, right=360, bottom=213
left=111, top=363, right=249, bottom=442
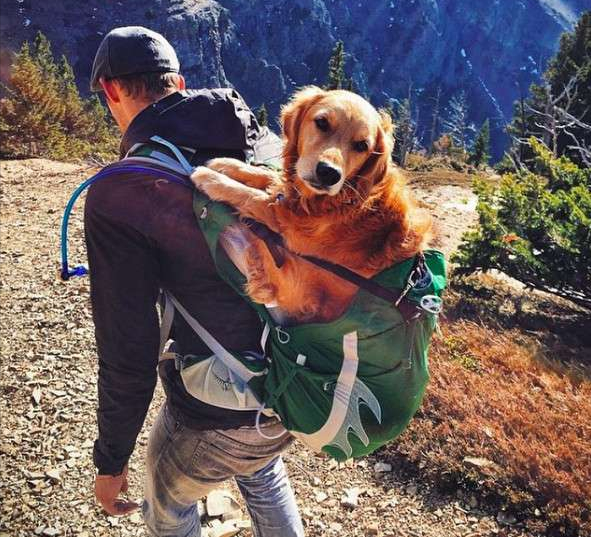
left=247, top=281, right=278, bottom=305
left=206, top=157, right=242, bottom=175
left=190, top=166, right=217, bottom=192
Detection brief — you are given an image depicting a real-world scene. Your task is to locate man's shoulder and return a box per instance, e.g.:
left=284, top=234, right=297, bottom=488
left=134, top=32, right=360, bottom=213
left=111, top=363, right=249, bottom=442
left=85, top=163, right=193, bottom=225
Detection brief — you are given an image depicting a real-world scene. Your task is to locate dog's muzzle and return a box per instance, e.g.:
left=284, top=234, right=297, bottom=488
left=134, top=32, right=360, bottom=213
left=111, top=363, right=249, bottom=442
left=315, top=161, right=342, bottom=187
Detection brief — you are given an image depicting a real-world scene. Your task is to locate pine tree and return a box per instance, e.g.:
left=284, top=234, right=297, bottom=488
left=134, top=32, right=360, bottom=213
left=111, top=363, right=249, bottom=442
left=256, top=103, right=268, bottom=127
left=381, top=100, right=396, bottom=157
left=0, top=32, right=117, bottom=160
left=56, top=54, right=91, bottom=159
left=0, top=39, right=64, bottom=157
left=428, top=86, right=442, bottom=154
left=506, top=93, right=529, bottom=164
left=33, top=32, right=58, bottom=79
left=393, top=98, right=415, bottom=168
left=325, top=41, right=346, bottom=90
left=506, top=12, right=591, bottom=167
left=454, top=138, right=591, bottom=307
left=469, top=119, right=490, bottom=167
left=505, top=84, right=550, bottom=168
left=544, top=10, right=591, bottom=163
left=85, top=95, right=119, bottom=159
left=441, top=91, right=474, bottom=154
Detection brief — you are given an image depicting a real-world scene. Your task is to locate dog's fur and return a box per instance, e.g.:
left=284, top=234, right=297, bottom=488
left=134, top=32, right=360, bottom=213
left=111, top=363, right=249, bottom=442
left=191, top=86, right=431, bottom=323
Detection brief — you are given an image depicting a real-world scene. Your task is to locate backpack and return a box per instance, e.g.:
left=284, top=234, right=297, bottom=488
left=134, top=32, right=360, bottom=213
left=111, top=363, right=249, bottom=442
left=183, top=194, right=445, bottom=460
left=61, top=138, right=446, bottom=461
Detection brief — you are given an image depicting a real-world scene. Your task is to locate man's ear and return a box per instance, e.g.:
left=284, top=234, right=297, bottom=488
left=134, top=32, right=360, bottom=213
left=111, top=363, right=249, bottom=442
left=177, top=74, right=186, bottom=91
left=99, top=77, right=121, bottom=103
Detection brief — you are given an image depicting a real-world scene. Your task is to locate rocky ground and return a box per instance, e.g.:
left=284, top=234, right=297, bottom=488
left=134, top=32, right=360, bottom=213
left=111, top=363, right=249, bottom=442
left=1, top=159, right=535, bottom=537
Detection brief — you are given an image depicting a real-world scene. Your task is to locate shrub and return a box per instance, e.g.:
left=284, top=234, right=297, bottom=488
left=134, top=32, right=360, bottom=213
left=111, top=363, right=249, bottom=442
left=0, top=32, right=118, bottom=161
left=432, top=133, right=469, bottom=168
left=453, top=138, right=591, bottom=307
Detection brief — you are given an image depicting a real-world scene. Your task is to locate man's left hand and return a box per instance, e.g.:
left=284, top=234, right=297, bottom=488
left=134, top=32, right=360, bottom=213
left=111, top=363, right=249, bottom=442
left=94, top=464, right=140, bottom=516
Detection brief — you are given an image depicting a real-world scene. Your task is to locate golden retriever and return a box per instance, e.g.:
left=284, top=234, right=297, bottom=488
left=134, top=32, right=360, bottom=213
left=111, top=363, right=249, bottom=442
left=190, top=86, right=430, bottom=323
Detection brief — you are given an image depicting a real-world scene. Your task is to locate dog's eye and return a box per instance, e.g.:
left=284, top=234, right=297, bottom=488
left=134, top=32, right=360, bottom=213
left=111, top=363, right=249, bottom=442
left=352, top=140, right=369, bottom=153
left=315, top=117, right=329, bottom=132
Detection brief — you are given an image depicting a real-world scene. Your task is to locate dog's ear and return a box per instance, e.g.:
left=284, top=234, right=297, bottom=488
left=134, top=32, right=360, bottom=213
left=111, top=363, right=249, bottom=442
left=357, top=112, right=395, bottom=186
left=280, top=86, right=326, bottom=169
left=378, top=108, right=394, bottom=139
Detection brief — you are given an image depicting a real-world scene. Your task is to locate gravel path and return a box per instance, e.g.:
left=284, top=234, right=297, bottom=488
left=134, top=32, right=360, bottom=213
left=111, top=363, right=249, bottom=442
left=1, top=159, right=530, bottom=537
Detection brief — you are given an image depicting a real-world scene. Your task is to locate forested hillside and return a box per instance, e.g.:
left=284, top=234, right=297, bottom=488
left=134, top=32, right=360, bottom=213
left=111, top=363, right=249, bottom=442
left=0, top=0, right=587, bottom=158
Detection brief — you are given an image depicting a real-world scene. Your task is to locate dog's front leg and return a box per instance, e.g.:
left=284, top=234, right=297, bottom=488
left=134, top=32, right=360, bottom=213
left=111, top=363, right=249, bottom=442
left=191, top=167, right=278, bottom=226
left=206, top=158, right=280, bottom=190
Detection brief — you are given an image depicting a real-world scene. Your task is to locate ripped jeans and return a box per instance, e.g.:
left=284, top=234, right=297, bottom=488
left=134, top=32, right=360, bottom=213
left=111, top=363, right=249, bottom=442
left=142, top=403, right=304, bottom=537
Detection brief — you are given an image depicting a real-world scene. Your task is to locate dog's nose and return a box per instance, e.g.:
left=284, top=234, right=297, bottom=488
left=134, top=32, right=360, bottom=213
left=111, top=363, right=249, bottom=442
left=315, top=161, right=342, bottom=186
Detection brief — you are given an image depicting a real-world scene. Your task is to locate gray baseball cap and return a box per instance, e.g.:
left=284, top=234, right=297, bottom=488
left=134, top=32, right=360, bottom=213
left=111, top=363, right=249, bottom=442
left=90, top=26, right=180, bottom=92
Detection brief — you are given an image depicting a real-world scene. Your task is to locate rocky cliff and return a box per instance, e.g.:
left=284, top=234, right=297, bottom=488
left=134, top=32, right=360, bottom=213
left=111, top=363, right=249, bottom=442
left=0, top=0, right=587, bottom=158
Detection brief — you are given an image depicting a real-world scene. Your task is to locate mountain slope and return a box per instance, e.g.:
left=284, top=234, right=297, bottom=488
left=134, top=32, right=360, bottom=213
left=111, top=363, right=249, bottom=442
left=0, top=0, right=587, bottom=158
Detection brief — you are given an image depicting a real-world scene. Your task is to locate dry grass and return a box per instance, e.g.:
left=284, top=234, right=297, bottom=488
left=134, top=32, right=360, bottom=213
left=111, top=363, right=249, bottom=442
left=390, top=319, right=591, bottom=536
left=405, top=152, right=477, bottom=174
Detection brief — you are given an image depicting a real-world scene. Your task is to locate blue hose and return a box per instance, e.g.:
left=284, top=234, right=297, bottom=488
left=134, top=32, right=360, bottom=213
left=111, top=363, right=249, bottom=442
left=60, top=164, right=191, bottom=281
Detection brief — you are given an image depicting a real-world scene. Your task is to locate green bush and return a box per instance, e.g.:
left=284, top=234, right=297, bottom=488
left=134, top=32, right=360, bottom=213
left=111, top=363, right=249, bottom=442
left=0, top=32, right=118, bottom=161
left=453, top=138, right=591, bottom=307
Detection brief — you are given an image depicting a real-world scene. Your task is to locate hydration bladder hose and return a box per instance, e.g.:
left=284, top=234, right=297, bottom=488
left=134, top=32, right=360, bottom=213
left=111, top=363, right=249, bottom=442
left=59, top=164, right=191, bottom=281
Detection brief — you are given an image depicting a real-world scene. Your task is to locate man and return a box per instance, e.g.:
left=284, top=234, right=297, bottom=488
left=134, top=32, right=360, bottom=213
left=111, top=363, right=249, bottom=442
left=86, top=26, right=304, bottom=537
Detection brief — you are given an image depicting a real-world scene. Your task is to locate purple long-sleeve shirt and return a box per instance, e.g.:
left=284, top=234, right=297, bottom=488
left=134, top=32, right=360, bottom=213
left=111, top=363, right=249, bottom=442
left=84, top=89, right=281, bottom=474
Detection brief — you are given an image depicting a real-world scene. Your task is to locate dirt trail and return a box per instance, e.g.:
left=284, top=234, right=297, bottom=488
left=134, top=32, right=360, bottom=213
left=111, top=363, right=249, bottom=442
left=1, top=159, right=529, bottom=537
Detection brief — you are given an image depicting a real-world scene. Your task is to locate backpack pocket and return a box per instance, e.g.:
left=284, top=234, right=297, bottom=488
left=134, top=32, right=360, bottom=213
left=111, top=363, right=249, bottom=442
left=263, top=316, right=435, bottom=460
left=180, top=354, right=263, bottom=411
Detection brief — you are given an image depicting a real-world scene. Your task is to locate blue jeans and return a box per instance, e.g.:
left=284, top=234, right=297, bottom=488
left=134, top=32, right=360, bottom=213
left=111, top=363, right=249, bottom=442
left=143, top=403, right=304, bottom=537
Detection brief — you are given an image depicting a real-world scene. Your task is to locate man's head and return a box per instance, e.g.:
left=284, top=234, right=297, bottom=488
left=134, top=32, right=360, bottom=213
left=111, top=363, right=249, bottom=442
left=90, top=26, right=185, bottom=132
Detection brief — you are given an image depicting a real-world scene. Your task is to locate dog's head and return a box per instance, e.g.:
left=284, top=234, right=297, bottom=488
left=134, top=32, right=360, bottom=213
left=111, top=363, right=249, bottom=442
left=281, top=86, right=394, bottom=201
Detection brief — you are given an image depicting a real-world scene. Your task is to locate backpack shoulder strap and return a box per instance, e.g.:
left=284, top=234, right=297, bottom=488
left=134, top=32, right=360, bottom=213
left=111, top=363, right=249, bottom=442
left=158, top=291, right=265, bottom=384
left=59, top=154, right=192, bottom=281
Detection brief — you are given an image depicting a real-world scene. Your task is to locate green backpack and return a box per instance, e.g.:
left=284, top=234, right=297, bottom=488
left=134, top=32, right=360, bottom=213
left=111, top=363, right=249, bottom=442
left=162, top=190, right=447, bottom=461
left=60, top=138, right=446, bottom=461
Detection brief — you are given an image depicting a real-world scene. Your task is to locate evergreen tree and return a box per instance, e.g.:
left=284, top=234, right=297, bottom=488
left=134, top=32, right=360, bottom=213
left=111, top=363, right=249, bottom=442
left=0, top=32, right=117, bottom=160
left=506, top=11, right=591, bottom=167
left=57, top=54, right=91, bottom=159
left=381, top=100, right=396, bottom=157
left=84, top=95, right=119, bottom=159
left=325, top=40, right=346, bottom=90
left=505, top=84, right=552, bottom=168
left=0, top=39, right=64, bottom=157
left=256, top=103, right=268, bottom=127
left=441, top=91, right=474, bottom=153
left=392, top=98, right=415, bottom=168
left=33, top=32, right=59, bottom=80
left=505, top=93, right=529, bottom=165
left=428, top=86, right=442, bottom=154
left=545, top=10, right=591, bottom=163
left=468, top=119, right=490, bottom=167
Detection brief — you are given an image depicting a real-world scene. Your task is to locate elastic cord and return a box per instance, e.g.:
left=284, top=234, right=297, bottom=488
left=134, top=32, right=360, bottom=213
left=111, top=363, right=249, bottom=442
left=255, top=403, right=289, bottom=440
